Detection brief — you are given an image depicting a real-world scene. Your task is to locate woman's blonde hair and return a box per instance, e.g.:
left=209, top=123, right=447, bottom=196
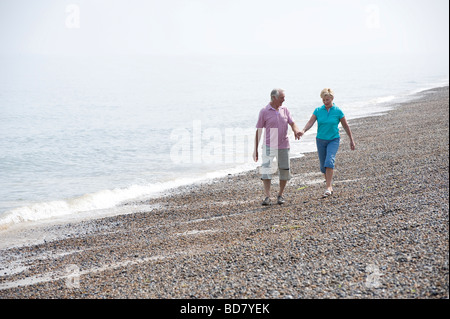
left=320, top=88, right=334, bottom=99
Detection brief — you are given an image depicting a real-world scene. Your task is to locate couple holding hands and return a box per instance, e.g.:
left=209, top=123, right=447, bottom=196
left=253, top=88, right=356, bottom=205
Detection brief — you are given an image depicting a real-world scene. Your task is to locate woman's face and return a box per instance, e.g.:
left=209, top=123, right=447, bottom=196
left=322, top=96, right=333, bottom=107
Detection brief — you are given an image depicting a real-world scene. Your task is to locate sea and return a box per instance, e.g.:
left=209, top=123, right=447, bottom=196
left=0, top=53, right=448, bottom=232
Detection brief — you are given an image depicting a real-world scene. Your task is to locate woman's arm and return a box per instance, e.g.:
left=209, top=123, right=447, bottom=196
left=298, top=114, right=317, bottom=138
left=340, top=116, right=356, bottom=150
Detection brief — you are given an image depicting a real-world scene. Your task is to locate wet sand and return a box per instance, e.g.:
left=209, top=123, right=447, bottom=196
left=0, top=86, right=448, bottom=299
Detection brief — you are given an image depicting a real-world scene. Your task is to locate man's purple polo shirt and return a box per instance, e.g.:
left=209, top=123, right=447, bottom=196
left=256, top=103, right=294, bottom=149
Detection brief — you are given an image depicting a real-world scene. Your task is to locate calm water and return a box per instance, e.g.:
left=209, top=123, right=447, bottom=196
left=0, top=53, right=448, bottom=229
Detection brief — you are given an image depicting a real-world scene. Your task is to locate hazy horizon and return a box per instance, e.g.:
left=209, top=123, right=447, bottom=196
left=0, top=0, right=448, bottom=60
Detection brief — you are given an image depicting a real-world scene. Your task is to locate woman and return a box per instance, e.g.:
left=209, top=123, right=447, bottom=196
left=298, top=88, right=356, bottom=197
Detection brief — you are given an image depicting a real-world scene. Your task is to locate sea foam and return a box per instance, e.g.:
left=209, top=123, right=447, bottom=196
left=0, top=162, right=259, bottom=230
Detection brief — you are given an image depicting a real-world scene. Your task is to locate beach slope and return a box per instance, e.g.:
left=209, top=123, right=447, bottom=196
left=0, top=87, right=448, bottom=299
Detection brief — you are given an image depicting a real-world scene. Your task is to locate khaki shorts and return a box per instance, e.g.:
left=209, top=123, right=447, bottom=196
left=259, top=146, right=291, bottom=181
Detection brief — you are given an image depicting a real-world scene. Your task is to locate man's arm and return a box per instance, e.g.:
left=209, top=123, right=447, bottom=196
left=253, top=128, right=263, bottom=162
left=289, top=122, right=301, bottom=140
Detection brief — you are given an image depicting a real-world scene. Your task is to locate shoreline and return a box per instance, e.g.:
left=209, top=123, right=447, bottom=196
left=0, top=86, right=448, bottom=299
left=0, top=83, right=444, bottom=230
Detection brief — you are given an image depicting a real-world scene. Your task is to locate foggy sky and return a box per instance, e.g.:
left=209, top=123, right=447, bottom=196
left=0, top=0, right=448, bottom=58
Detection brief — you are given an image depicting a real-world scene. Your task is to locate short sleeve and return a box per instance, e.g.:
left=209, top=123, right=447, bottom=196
left=255, top=108, right=265, bottom=128
left=313, top=107, right=320, bottom=118
left=286, top=108, right=294, bottom=124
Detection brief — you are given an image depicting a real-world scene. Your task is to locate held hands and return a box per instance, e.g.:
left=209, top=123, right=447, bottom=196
left=295, top=130, right=304, bottom=140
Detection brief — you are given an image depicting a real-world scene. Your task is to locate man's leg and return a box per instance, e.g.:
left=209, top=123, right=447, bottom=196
left=279, top=179, right=287, bottom=196
left=277, top=149, right=291, bottom=203
left=260, top=146, right=275, bottom=205
left=263, top=179, right=271, bottom=197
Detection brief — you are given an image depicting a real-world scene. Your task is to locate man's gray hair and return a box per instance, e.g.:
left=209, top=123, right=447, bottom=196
left=271, top=88, right=285, bottom=101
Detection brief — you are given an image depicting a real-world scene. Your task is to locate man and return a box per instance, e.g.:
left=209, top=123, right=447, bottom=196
left=253, top=88, right=301, bottom=205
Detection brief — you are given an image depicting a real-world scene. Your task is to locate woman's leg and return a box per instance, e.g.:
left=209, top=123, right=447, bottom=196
left=324, top=138, right=340, bottom=193
left=316, top=138, right=327, bottom=175
left=325, top=168, right=334, bottom=192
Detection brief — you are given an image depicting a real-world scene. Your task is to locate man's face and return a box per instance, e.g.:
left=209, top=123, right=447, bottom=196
left=274, top=93, right=285, bottom=107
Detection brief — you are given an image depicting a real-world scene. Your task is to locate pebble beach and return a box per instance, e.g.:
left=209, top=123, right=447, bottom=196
left=0, top=86, right=448, bottom=299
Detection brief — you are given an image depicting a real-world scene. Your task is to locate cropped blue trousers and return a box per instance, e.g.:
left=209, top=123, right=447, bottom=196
left=316, top=137, right=340, bottom=174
